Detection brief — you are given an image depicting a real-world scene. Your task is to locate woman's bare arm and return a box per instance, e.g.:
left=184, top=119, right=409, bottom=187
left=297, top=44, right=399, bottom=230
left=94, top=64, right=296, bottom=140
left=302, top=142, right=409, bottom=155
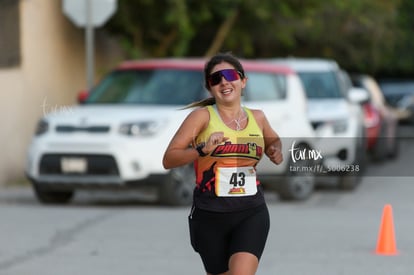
left=162, top=108, right=208, bottom=169
left=252, top=109, right=283, bottom=165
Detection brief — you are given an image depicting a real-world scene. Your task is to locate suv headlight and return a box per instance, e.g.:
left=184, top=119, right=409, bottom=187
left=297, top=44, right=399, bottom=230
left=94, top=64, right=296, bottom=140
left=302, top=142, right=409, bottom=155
left=119, top=121, right=163, bottom=136
left=35, top=119, right=49, bottom=136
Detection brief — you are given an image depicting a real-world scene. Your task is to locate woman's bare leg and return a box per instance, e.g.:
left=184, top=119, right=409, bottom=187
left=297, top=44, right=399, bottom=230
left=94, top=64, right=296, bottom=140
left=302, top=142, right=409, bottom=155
left=227, top=252, right=259, bottom=275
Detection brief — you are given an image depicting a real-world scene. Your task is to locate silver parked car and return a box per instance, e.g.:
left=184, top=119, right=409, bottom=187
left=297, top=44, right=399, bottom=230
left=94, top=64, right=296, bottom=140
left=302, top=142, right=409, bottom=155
left=268, top=58, right=368, bottom=190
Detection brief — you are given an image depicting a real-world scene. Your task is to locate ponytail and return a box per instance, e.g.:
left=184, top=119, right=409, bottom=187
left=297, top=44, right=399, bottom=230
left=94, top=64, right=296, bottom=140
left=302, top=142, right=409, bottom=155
left=181, top=97, right=215, bottom=109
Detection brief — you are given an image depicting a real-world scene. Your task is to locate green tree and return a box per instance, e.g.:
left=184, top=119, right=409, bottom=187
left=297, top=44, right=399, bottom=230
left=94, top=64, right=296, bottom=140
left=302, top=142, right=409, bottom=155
left=105, top=0, right=413, bottom=76
left=382, top=0, right=414, bottom=77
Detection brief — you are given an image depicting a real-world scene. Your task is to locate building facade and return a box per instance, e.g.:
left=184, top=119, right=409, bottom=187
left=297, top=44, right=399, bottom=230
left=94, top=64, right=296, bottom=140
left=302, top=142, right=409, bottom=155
left=0, top=0, right=122, bottom=185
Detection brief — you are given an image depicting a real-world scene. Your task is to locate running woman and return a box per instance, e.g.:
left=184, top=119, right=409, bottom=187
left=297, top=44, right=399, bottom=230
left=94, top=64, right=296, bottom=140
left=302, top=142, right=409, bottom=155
left=163, top=52, right=283, bottom=275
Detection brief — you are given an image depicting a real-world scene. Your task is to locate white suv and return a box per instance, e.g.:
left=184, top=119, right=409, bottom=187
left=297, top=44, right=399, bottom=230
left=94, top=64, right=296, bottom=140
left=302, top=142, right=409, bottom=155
left=269, top=58, right=368, bottom=189
left=25, top=59, right=317, bottom=205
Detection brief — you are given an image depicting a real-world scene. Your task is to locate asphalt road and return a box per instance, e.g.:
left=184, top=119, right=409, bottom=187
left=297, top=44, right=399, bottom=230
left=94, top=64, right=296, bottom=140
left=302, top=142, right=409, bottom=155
left=0, top=126, right=413, bottom=275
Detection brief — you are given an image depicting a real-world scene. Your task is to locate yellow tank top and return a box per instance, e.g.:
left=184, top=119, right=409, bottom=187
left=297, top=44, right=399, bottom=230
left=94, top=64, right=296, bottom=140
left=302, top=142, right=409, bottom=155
left=193, top=105, right=266, bottom=212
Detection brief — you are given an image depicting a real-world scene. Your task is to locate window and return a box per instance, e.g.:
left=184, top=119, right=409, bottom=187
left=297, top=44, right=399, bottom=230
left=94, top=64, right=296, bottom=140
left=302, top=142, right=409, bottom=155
left=298, top=71, right=343, bottom=99
left=86, top=69, right=206, bottom=105
left=0, top=0, right=21, bottom=68
left=243, top=72, right=286, bottom=101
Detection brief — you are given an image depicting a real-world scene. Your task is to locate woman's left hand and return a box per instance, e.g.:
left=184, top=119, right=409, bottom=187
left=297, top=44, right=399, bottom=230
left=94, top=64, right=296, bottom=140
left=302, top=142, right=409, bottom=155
left=266, top=145, right=283, bottom=165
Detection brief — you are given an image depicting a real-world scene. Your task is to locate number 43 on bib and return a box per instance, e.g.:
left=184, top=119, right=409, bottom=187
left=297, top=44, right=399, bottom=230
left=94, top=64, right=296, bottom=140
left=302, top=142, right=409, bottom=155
left=215, top=167, right=258, bottom=197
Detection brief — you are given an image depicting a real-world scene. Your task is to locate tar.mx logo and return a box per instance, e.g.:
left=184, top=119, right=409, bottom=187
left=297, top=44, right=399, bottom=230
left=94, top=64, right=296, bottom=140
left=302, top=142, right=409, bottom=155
left=289, top=141, right=323, bottom=163
left=41, top=97, right=74, bottom=116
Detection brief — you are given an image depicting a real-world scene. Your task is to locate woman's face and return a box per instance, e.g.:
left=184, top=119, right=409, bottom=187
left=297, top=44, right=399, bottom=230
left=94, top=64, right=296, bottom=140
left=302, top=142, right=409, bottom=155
left=208, top=62, right=247, bottom=105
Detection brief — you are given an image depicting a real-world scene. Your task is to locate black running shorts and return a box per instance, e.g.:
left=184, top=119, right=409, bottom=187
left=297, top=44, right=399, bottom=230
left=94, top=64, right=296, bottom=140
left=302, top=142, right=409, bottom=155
left=188, top=204, right=270, bottom=274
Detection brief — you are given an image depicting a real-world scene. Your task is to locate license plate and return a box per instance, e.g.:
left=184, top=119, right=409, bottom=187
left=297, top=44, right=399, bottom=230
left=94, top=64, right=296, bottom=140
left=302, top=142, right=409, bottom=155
left=61, top=157, right=87, bottom=173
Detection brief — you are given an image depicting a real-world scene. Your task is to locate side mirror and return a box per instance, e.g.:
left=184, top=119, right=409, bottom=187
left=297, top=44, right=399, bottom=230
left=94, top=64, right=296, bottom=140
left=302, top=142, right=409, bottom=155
left=348, top=87, right=369, bottom=104
left=77, top=90, right=89, bottom=104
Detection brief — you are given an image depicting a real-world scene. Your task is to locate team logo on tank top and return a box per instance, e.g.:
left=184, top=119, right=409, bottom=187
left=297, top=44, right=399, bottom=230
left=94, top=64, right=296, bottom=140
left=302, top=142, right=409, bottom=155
left=211, top=141, right=263, bottom=160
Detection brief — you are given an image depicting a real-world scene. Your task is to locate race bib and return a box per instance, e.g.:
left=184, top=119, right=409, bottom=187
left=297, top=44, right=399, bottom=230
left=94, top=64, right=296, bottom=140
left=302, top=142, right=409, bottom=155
left=215, top=166, right=257, bottom=197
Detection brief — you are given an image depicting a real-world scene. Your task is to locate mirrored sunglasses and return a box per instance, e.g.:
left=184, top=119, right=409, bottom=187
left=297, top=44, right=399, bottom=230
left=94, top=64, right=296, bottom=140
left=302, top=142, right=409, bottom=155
left=208, top=69, right=242, bottom=86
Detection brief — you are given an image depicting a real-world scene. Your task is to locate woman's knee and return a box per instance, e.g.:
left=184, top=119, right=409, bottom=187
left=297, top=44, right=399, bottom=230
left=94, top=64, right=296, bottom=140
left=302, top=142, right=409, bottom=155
left=228, top=252, right=259, bottom=275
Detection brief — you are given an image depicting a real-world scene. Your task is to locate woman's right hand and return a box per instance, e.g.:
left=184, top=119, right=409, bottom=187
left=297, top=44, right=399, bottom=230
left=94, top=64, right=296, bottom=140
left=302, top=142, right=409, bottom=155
left=204, top=131, right=229, bottom=153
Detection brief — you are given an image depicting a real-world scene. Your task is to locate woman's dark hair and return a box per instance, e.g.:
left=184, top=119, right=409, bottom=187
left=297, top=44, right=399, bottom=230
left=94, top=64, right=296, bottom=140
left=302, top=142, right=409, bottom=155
left=184, top=52, right=246, bottom=109
left=204, top=52, right=245, bottom=90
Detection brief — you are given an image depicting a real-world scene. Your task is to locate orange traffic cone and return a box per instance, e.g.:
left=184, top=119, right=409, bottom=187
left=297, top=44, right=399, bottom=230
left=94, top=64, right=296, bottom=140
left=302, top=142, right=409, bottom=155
left=375, top=204, right=399, bottom=255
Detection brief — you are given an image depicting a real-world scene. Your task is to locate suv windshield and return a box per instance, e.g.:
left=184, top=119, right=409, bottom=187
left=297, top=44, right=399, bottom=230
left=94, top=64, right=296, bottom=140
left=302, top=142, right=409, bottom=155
left=244, top=72, right=286, bottom=101
left=85, top=69, right=206, bottom=105
left=298, top=71, right=342, bottom=98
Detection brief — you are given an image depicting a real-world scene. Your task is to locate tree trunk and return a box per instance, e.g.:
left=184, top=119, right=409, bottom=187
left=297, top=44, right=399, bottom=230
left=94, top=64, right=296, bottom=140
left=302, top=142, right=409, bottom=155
left=205, top=9, right=239, bottom=57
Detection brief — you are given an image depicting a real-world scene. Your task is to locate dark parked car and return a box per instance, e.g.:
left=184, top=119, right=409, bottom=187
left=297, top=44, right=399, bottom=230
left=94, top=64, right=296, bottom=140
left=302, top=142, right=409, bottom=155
left=378, top=79, right=414, bottom=125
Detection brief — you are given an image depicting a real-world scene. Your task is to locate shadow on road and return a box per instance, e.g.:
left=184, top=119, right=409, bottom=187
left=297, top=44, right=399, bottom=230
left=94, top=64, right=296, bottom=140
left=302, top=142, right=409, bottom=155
left=0, top=187, right=172, bottom=208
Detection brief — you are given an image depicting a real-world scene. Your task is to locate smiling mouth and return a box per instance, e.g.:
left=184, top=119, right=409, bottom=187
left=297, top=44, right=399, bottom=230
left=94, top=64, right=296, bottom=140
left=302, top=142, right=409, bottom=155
left=221, top=88, right=233, bottom=95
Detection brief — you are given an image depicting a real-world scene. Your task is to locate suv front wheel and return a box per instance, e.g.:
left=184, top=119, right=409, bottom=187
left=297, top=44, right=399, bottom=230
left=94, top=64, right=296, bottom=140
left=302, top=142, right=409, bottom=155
left=278, top=144, right=316, bottom=200
left=158, top=164, right=195, bottom=206
left=33, top=182, right=75, bottom=204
